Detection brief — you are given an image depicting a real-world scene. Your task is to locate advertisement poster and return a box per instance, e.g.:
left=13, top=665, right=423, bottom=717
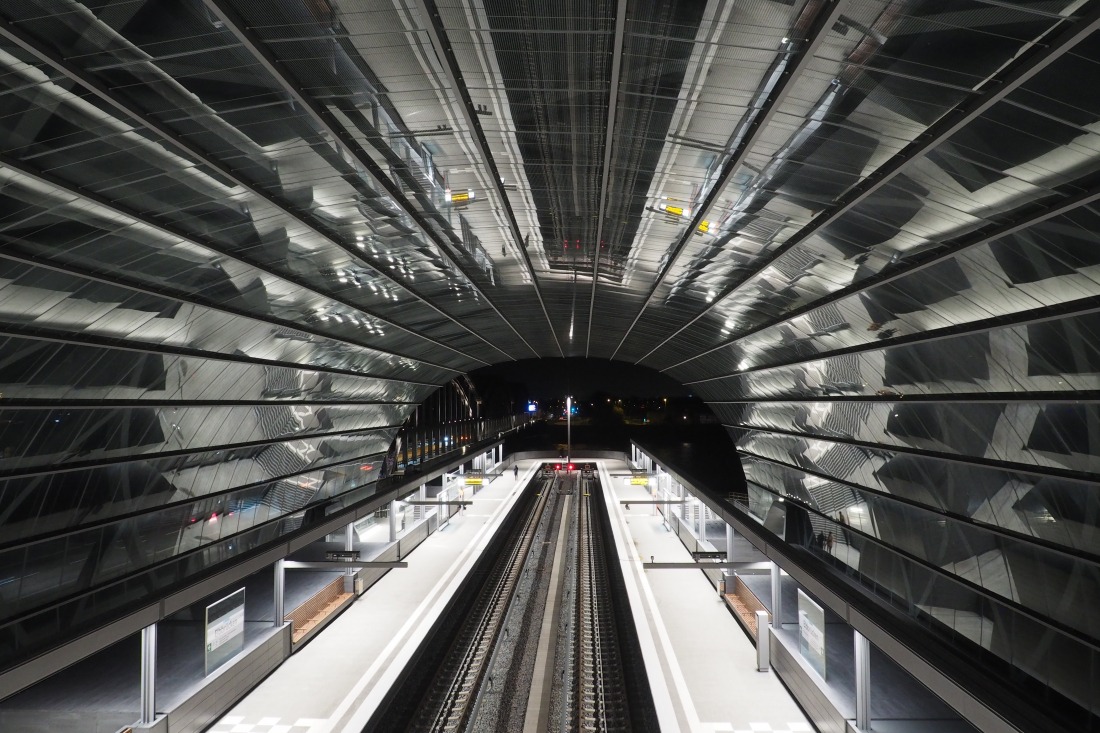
left=797, top=588, right=827, bottom=679
left=205, top=588, right=245, bottom=675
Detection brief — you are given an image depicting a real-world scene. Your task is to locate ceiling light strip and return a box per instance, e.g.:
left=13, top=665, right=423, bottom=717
left=658, top=181, right=1100, bottom=374
left=202, top=0, right=538, bottom=359
left=584, top=0, right=629, bottom=356
left=0, top=10, right=517, bottom=363
left=408, top=0, right=563, bottom=358
left=609, top=0, right=852, bottom=360
left=0, top=154, right=492, bottom=367
left=638, top=0, right=1100, bottom=366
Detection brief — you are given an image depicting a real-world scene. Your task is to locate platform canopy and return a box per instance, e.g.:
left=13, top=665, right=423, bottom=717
left=3, top=0, right=1100, bottom=721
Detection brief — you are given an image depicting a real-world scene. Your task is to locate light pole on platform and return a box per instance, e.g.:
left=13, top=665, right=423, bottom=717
left=566, top=395, right=572, bottom=464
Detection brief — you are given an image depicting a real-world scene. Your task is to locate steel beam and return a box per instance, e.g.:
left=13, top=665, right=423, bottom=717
left=855, top=630, right=872, bottom=730
left=282, top=561, right=409, bottom=570
left=641, top=561, right=773, bottom=570
left=201, top=0, right=538, bottom=358
left=0, top=245, right=461, bottom=376
left=641, top=2, right=1100, bottom=367
left=771, top=562, right=782, bottom=629
left=656, top=169, right=1100, bottom=374
left=410, top=0, right=563, bottom=357
left=273, top=559, right=285, bottom=626
left=0, top=154, right=488, bottom=367
left=611, top=0, right=851, bottom=359
left=735, top=422, right=1099, bottom=485
left=0, top=323, right=442, bottom=390
left=140, top=623, right=157, bottom=725
left=680, top=285, right=1100, bottom=385
left=584, top=0, right=629, bottom=355
left=0, top=12, right=518, bottom=361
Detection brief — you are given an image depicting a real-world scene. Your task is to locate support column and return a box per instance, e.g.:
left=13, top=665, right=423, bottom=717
left=345, top=522, right=356, bottom=593
left=439, top=483, right=449, bottom=529
left=726, top=523, right=735, bottom=561
left=855, top=630, right=871, bottom=730
left=140, top=623, right=157, bottom=725
left=756, top=610, right=771, bottom=672
left=389, top=500, right=398, bottom=542
left=771, top=563, right=782, bottom=630
left=273, top=558, right=285, bottom=626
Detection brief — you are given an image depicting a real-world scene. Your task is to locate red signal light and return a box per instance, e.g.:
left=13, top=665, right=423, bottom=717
left=554, top=464, right=562, bottom=471
left=567, top=463, right=575, bottom=470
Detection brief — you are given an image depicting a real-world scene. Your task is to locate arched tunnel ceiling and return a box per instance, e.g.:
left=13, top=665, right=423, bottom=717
left=4, top=0, right=1100, bottom=720
left=3, top=0, right=1100, bottom=376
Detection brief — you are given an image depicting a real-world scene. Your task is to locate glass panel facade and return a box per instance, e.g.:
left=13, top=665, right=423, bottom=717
left=2, top=0, right=1100, bottom=728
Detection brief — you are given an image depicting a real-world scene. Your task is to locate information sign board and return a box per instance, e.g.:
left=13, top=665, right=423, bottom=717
left=797, top=588, right=827, bottom=679
left=205, top=588, right=245, bottom=676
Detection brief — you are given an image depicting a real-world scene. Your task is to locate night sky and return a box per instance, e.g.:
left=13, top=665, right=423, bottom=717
left=470, top=357, right=690, bottom=401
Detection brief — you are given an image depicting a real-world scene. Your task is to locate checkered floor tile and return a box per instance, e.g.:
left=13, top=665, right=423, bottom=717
left=206, top=716, right=327, bottom=733
left=728, top=723, right=814, bottom=733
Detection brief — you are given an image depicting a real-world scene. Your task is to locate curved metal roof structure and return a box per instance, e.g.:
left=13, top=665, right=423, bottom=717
left=2, top=0, right=1100, bottom=727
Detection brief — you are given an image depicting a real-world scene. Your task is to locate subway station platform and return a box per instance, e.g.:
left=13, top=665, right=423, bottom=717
left=599, top=461, right=811, bottom=733
left=200, top=458, right=811, bottom=733
left=203, top=459, right=532, bottom=733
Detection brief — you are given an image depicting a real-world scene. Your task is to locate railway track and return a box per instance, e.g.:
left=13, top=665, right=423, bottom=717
left=572, top=484, right=629, bottom=731
left=411, top=481, right=554, bottom=733
left=368, top=464, right=656, bottom=733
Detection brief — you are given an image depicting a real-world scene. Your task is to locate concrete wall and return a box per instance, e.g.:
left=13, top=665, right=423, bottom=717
left=124, top=625, right=290, bottom=733
left=770, top=631, right=849, bottom=733
left=397, top=519, right=430, bottom=559
left=167, top=627, right=289, bottom=733
left=510, top=450, right=629, bottom=462
left=0, top=708, right=135, bottom=733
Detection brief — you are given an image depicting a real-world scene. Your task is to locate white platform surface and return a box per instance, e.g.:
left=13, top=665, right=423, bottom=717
left=601, top=460, right=810, bottom=733
left=204, top=459, right=811, bottom=733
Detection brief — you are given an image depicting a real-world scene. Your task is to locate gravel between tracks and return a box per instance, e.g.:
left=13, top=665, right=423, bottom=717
left=470, top=487, right=565, bottom=733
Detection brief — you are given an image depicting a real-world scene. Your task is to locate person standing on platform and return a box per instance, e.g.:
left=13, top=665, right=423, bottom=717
left=513, top=464, right=519, bottom=480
